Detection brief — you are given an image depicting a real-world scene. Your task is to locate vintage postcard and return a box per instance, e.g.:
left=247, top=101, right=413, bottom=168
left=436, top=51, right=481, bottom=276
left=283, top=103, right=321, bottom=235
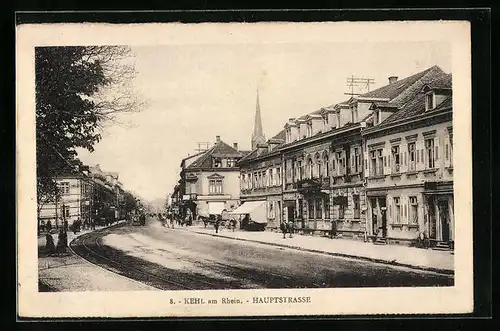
left=16, top=20, right=473, bottom=318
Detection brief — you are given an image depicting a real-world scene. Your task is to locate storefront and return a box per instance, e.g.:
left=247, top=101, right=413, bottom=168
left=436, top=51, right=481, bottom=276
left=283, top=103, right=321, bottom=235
left=423, top=181, right=454, bottom=247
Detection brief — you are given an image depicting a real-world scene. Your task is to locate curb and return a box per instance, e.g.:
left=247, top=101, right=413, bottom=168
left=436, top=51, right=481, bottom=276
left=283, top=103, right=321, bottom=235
left=189, top=229, right=454, bottom=276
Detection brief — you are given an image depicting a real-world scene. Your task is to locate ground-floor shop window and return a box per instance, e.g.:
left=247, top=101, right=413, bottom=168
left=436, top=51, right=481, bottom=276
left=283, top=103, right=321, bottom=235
left=338, top=204, right=345, bottom=219
left=315, top=199, right=322, bottom=219
left=307, top=199, right=314, bottom=220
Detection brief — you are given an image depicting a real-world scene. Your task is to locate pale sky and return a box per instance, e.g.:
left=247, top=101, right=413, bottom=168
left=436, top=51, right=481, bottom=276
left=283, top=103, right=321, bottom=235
left=77, top=40, right=450, bottom=202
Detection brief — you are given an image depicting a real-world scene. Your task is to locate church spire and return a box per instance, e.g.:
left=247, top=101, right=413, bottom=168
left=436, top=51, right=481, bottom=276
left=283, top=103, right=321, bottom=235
left=251, top=89, right=266, bottom=150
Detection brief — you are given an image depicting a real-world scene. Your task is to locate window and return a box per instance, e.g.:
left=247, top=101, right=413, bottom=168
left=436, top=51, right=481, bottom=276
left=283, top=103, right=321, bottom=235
left=297, top=161, right=303, bottom=181
left=308, top=159, right=314, bottom=178
left=324, top=197, right=330, bottom=219
left=213, top=157, right=222, bottom=168
left=227, top=158, right=236, bottom=167
left=324, top=156, right=329, bottom=177
left=354, top=147, right=361, bottom=173
left=377, top=150, right=383, bottom=175
left=209, top=179, right=223, bottom=194
left=276, top=168, right=281, bottom=185
left=269, top=169, right=274, bottom=186
left=307, top=122, right=313, bottom=137
left=393, top=197, right=401, bottom=223
left=308, top=199, right=314, bottom=220
left=370, top=149, right=384, bottom=176
left=317, top=160, right=322, bottom=178
left=353, top=195, right=360, bottom=219
left=425, top=93, right=434, bottom=110
left=59, top=182, right=70, bottom=195
left=315, top=199, right=322, bottom=219
left=336, top=151, right=345, bottom=176
left=391, top=145, right=400, bottom=173
left=425, top=139, right=435, bottom=169
left=409, top=196, right=418, bottom=224
left=336, top=112, right=341, bottom=128
left=338, top=204, right=345, bottom=219
left=408, top=142, right=416, bottom=171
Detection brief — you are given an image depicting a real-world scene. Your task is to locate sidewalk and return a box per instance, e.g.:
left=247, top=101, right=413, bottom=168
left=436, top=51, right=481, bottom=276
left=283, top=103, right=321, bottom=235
left=38, top=221, right=156, bottom=291
left=185, top=226, right=454, bottom=275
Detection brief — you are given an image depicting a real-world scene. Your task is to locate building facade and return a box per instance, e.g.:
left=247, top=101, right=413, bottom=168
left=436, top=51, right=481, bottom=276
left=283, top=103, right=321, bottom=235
left=239, top=132, right=285, bottom=230
left=179, top=136, right=248, bottom=221
left=362, top=71, right=453, bottom=247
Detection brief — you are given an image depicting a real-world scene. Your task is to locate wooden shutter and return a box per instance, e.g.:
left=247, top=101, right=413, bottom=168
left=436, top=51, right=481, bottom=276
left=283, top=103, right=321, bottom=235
left=434, top=136, right=440, bottom=164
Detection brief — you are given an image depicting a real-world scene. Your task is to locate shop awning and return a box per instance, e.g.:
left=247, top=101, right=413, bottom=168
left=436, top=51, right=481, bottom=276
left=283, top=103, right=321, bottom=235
left=208, top=202, right=225, bottom=215
left=231, top=201, right=266, bottom=215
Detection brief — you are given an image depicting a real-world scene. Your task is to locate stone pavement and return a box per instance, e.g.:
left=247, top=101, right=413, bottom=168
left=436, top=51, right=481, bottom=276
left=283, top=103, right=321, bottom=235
left=184, top=225, right=454, bottom=274
left=38, top=221, right=156, bottom=291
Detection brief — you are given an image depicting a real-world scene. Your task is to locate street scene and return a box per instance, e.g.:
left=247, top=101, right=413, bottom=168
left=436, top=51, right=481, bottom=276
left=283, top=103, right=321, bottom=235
left=35, top=39, right=455, bottom=292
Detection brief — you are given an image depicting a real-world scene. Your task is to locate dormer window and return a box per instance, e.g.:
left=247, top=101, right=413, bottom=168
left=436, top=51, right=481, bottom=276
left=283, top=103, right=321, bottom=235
left=213, top=157, right=222, bottom=168
left=425, top=92, right=435, bottom=111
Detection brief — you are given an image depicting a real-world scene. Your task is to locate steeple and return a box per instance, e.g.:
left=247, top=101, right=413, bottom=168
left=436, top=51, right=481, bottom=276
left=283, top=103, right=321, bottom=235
left=251, top=89, right=266, bottom=150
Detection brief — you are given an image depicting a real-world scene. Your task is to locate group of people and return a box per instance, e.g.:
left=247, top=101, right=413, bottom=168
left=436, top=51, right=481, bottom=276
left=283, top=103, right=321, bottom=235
left=157, top=213, right=175, bottom=228
left=43, top=221, right=69, bottom=255
left=280, top=219, right=338, bottom=239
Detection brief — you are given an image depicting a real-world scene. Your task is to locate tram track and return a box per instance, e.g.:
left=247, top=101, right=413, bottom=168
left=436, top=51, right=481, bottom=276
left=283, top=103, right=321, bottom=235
left=69, top=226, right=248, bottom=290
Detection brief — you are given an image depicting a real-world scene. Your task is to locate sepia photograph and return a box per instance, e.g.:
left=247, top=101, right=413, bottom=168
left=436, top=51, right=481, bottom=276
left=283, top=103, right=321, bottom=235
left=16, top=20, right=473, bottom=317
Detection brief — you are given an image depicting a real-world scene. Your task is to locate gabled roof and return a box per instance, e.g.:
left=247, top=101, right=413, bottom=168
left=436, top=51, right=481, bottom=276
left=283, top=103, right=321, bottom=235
left=186, top=140, right=243, bottom=170
left=359, top=65, right=444, bottom=104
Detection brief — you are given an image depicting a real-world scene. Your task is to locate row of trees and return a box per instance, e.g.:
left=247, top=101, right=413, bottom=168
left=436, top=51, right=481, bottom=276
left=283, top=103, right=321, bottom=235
left=36, top=45, right=144, bottom=217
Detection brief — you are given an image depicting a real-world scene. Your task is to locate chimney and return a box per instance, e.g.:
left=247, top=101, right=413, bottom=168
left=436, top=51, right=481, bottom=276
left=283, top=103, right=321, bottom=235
left=233, top=143, right=238, bottom=151
left=388, top=76, right=398, bottom=84
left=215, top=135, right=221, bottom=143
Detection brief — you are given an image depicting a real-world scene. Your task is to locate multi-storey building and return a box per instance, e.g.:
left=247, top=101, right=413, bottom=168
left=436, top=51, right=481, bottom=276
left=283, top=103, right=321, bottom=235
left=277, top=65, right=448, bottom=240
left=38, top=173, right=94, bottom=228
left=179, top=136, right=249, bottom=221
left=361, top=70, right=453, bottom=248
left=239, top=131, right=285, bottom=230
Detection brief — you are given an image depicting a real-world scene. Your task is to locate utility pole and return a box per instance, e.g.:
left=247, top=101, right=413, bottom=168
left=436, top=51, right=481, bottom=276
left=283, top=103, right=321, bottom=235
left=345, top=75, right=375, bottom=97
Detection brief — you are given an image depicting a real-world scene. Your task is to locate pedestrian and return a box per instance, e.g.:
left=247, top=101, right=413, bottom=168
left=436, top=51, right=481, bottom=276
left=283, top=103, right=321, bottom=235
left=56, top=228, right=68, bottom=253
left=214, top=217, right=220, bottom=234
left=40, top=220, right=46, bottom=233
left=329, top=220, right=337, bottom=239
left=287, top=220, right=294, bottom=238
left=63, top=220, right=68, bottom=233
left=45, top=232, right=55, bottom=254
left=46, top=220, right=52, bottom=233
left=280, top=221, right=287, bottom=239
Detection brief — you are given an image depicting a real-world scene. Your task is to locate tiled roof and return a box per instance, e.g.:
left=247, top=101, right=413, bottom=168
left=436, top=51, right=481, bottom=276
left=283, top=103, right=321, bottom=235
left=368, top=73, right=452, bottom=130
left=239, top=129, right=287, bottom=163
left=360, top=65, right=443, bottom=103
left=186, top=140, right=243, bottom=169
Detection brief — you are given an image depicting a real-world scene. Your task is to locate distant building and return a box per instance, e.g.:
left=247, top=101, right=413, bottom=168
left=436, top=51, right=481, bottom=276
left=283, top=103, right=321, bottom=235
left=178, top=136, right=249, bottom=221
left=38, top=173, right=93, bottom=228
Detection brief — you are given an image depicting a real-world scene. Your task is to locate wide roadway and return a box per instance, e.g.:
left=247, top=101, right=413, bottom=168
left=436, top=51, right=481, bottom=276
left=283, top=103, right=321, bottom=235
left=91, top=216, right=453, bottom=289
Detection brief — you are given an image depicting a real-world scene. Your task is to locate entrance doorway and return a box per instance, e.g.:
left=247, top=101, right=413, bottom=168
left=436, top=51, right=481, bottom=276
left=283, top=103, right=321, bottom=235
left=370, top=196, right=387, bottom=237
left=287, top=206, right=295, bottom=222
left=370, top=198, right=378, bottom=235
left=438, top=200, right=450, bottom=242
left=427, top=196, right=437, bottom=239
